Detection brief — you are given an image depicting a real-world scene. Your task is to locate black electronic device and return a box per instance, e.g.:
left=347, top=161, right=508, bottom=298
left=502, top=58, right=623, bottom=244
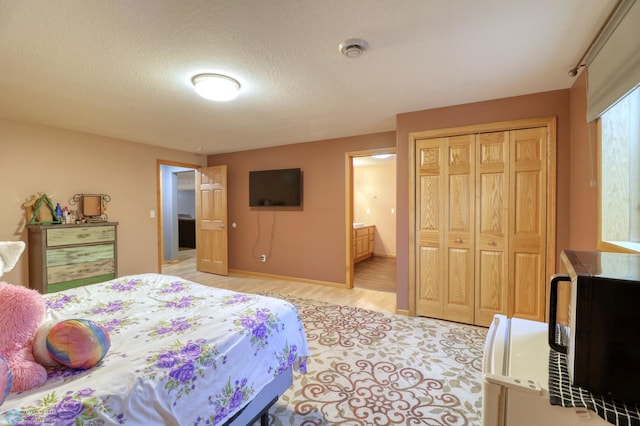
left=249, top=168, right=302, bottom=207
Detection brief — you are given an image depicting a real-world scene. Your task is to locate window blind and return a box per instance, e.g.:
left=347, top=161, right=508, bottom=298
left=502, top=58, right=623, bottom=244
left=587, top=0, right=640, bottom=122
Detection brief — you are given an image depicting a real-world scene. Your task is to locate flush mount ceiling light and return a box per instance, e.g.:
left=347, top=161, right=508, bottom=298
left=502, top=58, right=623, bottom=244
left=339, top=38, right=368, bottom=59
left=191, top=73, right=241, bottom=101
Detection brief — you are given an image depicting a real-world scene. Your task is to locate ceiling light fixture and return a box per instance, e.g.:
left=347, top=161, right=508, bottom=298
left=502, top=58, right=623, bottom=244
left=339, top=38, right=368, bottom=59
left=191, top=73, right=241, bottom=101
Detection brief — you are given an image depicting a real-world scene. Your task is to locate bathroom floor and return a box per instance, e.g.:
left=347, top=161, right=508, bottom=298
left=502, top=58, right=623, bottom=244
left=354, top=256, right=396, bottom=293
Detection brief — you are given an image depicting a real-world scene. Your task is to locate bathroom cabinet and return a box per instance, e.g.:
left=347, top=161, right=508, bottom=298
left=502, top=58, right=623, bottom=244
left=353, top=225, right=375, bottom=263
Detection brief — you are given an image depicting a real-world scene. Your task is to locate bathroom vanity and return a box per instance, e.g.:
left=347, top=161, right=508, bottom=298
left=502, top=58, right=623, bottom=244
left=352, top=223, right=375, bottom=263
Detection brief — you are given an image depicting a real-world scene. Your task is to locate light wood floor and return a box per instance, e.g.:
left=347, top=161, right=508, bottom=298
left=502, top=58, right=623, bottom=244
left=163, top=250, right=397, bottom=314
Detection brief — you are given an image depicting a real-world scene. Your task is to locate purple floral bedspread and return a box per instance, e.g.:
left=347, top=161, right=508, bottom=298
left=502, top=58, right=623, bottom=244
left=1, top=273, right=309, bottom=425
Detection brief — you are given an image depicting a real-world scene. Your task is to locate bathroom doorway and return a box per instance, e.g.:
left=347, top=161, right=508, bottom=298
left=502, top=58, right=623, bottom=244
left=347, top=149, right=397, bottom=293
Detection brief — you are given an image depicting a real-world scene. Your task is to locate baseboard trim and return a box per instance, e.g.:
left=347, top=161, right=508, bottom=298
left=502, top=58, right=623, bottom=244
left=395, top=309, right=411, bottom=316
left=229, top=269, right=349, bottom=290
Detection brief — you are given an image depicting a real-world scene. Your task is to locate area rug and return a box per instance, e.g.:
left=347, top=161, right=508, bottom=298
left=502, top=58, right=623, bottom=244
left=257, top=292, right=487, bottom=426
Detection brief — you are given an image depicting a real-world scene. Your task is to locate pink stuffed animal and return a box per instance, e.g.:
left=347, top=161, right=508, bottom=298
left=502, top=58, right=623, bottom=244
left=0, top=281, right=48, bottom=392
left=0, top=241, right=47, bottom=394
left=0, top=241, right=110, bottom=403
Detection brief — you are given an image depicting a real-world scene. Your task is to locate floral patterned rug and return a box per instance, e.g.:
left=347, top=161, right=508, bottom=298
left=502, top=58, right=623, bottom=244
left=257, top=293, right=487, bottom=426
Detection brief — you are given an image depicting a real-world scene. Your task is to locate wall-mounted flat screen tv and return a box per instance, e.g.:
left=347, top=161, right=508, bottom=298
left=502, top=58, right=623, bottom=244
left=249, top=168, right=302, bottom=207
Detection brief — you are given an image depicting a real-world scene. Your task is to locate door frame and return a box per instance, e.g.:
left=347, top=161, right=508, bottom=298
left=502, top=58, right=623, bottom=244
left=408, top=117, right=557, bottom=317
left=345, top=148, right=397, bottom=288
left=156, top=159, right=202, bottom=273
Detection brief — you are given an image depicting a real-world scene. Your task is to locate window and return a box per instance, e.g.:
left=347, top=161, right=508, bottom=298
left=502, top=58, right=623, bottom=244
left=599, top=85, right=640, bottom=253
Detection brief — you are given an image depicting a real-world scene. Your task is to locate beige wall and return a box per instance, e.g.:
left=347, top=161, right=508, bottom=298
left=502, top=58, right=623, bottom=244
left=395, top=90, right=572, bottom=311
left=354, top=159, right=396, bottom=256
left=207, top=132, right=396, bottom=284
left=0, top=118, right=206, bottom=287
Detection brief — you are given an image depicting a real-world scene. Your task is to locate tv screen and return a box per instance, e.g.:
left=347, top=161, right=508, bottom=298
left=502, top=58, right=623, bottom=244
left=249, top=168, right=302, bottom=207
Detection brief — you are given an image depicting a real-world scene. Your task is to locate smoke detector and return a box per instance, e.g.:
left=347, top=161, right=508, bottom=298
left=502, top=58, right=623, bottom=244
left=339, top=38, right=368, bottom=59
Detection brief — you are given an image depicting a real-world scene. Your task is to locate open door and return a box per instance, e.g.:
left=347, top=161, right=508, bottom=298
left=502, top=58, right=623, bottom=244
left=196, top=165, right=228, bottom=275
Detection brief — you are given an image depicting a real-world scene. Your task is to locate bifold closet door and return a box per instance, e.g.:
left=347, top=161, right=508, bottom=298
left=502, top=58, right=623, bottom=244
left=412, top=118, right=555, bottom=326
left=415, top=137, right=444, bottom=319
left=475, top=132, right=509, bottom=327
left=509, top=127, right=547, bottom=322
left=415, top=135, right=475, bottom=324
left=474, top=128, right=547, bottom=325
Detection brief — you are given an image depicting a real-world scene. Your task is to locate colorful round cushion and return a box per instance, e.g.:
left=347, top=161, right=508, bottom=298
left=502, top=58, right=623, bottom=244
left=46, top=319, right=111, bottom=369
left=0, top=355, right=12, bottom=405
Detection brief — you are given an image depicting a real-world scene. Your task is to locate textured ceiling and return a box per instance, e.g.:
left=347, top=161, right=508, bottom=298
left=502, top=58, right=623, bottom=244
left=0, top=0, right=616, bottom=155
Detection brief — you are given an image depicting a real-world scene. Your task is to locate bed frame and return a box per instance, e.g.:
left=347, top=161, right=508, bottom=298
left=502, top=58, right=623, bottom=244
left=224, top=366, right=293, bottom=426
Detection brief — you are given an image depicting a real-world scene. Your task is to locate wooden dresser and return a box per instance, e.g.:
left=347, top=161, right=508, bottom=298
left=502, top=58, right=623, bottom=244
left=27, top=222, right=118, bottom=293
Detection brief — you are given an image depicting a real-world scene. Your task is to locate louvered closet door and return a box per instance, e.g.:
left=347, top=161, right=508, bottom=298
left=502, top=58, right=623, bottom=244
left=509, top=127, right=547, bottom=322
left=475, top=132, right=509, bottom=327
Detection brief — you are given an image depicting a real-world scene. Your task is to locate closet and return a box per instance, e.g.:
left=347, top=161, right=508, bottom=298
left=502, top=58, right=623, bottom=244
left=410, top=117, right=556, bottom=327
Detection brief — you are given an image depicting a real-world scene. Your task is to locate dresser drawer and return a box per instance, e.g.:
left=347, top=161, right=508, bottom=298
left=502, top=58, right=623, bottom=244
left=46, top=243, right=115, bottom=267
left=47, top=226, right=116, bottom=247
left=47, top=259, right=115, bottom=285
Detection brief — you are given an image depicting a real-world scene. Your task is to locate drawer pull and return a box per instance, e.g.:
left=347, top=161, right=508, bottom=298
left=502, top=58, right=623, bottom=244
left=455, top=238, right=463, bottom=243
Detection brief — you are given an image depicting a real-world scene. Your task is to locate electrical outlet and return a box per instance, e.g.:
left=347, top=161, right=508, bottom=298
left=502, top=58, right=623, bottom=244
left=260, top=254, right=267, bottom=263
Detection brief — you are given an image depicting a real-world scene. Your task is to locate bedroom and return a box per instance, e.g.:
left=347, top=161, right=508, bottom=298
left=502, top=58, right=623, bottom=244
left=1, top=0, right=639, bottom=424
left=1, top=0, right=624, bottom=310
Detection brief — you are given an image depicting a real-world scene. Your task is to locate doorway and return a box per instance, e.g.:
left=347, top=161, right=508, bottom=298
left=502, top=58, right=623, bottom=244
left=346, top=149, right=397, bottom=293
left=157, top=160, right=200, bottom=273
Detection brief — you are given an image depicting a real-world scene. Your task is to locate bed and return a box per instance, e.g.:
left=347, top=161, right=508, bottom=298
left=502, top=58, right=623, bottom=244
left=1, top=273, right=309, bottom=425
